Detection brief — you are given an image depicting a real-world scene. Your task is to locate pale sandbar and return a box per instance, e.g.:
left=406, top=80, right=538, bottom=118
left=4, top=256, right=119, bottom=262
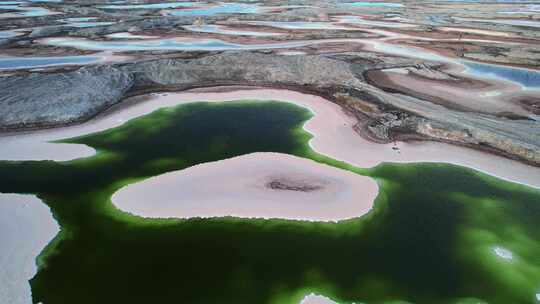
left=111, top=152, right=378, bottom=222
left=0, top=193, right=59, bottom=304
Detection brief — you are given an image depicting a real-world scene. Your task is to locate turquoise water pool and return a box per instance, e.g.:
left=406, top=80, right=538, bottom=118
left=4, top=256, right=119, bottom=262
left=169, top=3, right=259, bottom=16
left=97, top=1, right=197, bottom=10
left=44, top=37, right=311, bottom=51
left=464, top=61, right=540, bottom=89
left=0, top=55, right=101, bottom=70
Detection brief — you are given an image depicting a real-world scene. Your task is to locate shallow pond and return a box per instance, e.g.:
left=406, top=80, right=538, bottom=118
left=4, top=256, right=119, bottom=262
left=168, top=2, right=259, bottom=16
left=106, top=32, right=158, bottom=39
left=183, top=24, right=283, bottom=36
left=464, top=61, right=540, bottom=89
left=0, top=55, right=102, bottom=70
left=343, top=1, right=403, bottom=8
left=248, top=21, right=353, bottom=30
left=0, top=100, right=538, bottom=304
left=0, top=2, right=56, bottom=17
left=97, top=1, right=197, bottom=10
left=335, top=15, right=416, bottom=28
left=455, top=17, right=540, bottom=29
left=367, top=39, right=540, bottom=88
left=0, top=30, right=20, bottom=38
left=43, top=37, right=311, bottom=51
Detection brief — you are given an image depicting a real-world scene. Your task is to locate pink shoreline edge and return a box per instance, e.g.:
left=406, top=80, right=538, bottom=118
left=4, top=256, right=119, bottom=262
left=0, top=88, right=538, bottom=189
left=0, top=193, right=59, bottom=304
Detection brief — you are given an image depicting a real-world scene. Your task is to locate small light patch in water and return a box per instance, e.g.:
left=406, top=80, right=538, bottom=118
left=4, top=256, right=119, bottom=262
left=492, top=246, right=513, bottom=260
left=481, top=91, right=501, bottom=97
left=300, top=293, right=338, bottom=304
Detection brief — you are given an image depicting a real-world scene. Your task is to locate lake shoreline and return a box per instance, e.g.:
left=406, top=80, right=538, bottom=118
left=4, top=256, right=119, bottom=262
left=0, top=193, right=59, bottom=304
left=1, top=50, right=538, bottom=168
left=0, top=87, right=538, bottom=189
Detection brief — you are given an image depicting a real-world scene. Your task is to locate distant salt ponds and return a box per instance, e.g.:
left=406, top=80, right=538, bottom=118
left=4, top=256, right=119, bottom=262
left=97, top=1, right=197, bottom=10
left=41, top=36, right=313, bottom=51
left=183, top=24, right=283, bottom=36
left=463, top=62, right=540, bottom=89
left=342, top=1, right=403, bottom=8
left=0, top=1, right=59, bottom=18
left=500, top=4, right=540, bottom=14
left=373, top=42, right=540, bottom=88
left=106, top=32, right=159, bottom=39
left=453, top=17, right=540, bottom=29
left=0, top=55, right=103, bottom=70
left=247, top=21, right=356, bottom=30
left=363, top=36, right=540, bottom=89
left=38, top=32, right=540, bottom=89
left=167, top=2, right=259, bottom=16
left=334, top=15, right=417, bottom=28
left=96, top=1, right=263, bottom=17
left=0, top=29, right=22, bottom=38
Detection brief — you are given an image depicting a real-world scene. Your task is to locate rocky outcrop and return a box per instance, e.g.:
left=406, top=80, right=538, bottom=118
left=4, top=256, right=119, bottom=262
left=346, top=89, right=540, bottom=164
left=1, top=51, right=539, bottom=165
left=0, top=65, right=133, bottom=130
left=129, top=52, right=360, bottom=88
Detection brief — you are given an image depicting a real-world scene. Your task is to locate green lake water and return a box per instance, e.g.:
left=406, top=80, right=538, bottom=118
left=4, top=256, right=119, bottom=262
left=0, top=100, right=538, bottom=304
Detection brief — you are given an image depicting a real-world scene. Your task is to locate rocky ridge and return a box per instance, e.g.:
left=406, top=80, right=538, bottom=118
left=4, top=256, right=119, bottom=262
left=1, top=51, right=538, bottom=165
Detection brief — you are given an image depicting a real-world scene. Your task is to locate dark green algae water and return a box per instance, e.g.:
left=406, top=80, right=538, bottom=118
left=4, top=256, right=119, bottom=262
left=0, top=100, right=539, bottom=304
